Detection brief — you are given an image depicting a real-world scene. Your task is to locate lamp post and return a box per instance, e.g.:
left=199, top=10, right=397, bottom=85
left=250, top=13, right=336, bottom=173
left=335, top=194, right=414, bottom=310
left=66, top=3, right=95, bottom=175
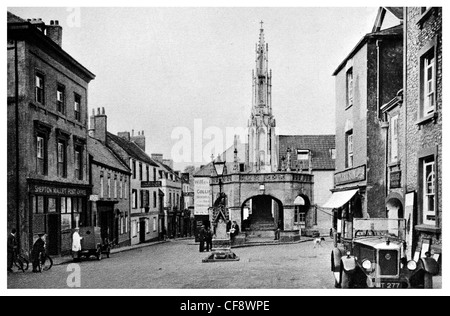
left=213, top=156, right=226, bottom=195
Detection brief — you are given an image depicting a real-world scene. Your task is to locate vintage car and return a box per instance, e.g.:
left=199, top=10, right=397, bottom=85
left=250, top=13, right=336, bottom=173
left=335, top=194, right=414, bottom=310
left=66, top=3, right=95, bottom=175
left=331, top=218, right=439, bottom=289
left=78, top=226, right=111, bottom=261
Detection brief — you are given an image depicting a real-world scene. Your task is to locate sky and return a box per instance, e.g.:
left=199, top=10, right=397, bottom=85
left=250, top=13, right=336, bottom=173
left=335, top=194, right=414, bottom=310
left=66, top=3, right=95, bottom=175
left=7, top=6, right=382, bottom=171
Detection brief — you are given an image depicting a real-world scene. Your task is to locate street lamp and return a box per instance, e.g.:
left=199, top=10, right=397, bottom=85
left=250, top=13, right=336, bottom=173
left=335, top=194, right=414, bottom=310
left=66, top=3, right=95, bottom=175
left=213, top=156, right=226, bottom=194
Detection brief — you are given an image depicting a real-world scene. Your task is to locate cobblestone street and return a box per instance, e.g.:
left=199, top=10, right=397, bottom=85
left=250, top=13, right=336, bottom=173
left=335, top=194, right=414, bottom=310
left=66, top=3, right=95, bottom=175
left=8, top=238, right=336, bottom=289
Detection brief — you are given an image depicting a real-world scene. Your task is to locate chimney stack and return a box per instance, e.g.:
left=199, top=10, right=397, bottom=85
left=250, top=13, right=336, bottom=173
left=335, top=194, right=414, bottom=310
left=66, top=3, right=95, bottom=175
left=88, top=108, right=95, bottom=137
left=46, top=20, right=62, bottom=46
left=93, top=107, right=107, bottom=143
left=131, top=130, right=146, bottom=152
left=151, top=154, right=164, bottom=163
left=118, top=132, right=130, bottom=141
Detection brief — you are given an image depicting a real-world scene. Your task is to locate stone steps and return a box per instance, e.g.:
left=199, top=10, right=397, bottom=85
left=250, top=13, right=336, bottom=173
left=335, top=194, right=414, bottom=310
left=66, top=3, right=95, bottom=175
left=246, top=230, right=275, bottom=238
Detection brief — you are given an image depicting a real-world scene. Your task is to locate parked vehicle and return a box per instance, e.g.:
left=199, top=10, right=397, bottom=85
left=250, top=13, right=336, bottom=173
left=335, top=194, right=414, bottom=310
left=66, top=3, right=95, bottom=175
left=78, top=226, right=111, bottom=261
left=331, top=218, right=439, bottom=288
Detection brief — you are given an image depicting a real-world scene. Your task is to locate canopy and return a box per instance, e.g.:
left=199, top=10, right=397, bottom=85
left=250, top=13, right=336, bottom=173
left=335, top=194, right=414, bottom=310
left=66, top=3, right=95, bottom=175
left=321, top=189, right=359, bottom=209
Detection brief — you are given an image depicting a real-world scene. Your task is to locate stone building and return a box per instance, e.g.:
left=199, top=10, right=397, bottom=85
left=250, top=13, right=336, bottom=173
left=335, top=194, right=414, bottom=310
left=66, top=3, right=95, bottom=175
left=194, top=25, right=315, bottom=242
left=278, top=135, right=336, bottom=236
left=88, top=108, right=132, bottom=248
left=326, top=8, right=403, bottom=239
left=7, top=12, right=95, bottom=255
left=403, top=7, right=442, bottom=262
left=151, top=155, right=183, bottom=238
left=105, top=129, right=161, bottom=245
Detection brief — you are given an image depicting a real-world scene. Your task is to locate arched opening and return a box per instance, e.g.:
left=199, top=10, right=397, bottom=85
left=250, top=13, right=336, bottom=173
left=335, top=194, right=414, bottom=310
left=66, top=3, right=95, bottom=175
left=386, top=197, right=404, bottom=219
left=294, top=194, right=311, bottom=231
left=241, top=195, right=283, bottom=234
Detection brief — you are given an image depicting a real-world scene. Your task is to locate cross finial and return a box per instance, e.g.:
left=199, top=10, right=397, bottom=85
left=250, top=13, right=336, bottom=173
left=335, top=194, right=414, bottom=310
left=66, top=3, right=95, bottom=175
left=260, top=20, right=264, bottom=29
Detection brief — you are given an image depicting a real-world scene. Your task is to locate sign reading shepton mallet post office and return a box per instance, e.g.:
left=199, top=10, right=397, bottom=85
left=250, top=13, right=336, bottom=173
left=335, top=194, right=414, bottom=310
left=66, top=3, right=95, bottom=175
left=194, top=178, right=212, bottom=216
left=334, top=165, right=367, bottom=186
left=30, top=184, right=87, bottom=196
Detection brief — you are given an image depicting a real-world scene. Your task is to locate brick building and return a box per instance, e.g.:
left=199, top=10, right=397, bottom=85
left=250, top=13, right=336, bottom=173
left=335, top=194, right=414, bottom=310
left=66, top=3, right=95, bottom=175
left=7, top=12, right=95, bottom=255
left=88, top=108, right=132, bottom=248
left=404, top=7, right=442, bottom=261
left=326, top=8, right=403, bottom=239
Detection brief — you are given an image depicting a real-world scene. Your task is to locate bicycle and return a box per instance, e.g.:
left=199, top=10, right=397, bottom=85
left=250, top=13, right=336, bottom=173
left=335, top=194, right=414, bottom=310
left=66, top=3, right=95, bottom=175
left=38, top=251, right=53, bottom=272
left=13, top=249, right=30, bottom=273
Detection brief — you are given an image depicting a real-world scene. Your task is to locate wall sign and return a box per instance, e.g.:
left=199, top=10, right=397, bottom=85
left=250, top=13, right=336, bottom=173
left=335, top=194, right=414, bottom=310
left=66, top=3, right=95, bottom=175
left=194, top=178, right=212, bottom=216
left=141, top=181, right=162, bottom=188
left=390, top=171, right=402, bottom=189
left=334, top=165, right=366, bottom=186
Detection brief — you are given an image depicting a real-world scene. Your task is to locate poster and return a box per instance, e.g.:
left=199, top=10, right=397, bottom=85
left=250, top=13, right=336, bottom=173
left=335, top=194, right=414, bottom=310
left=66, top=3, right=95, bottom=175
left=194, top=177, right=212, bottom=215
left=404, top=192, right=415, bottom=260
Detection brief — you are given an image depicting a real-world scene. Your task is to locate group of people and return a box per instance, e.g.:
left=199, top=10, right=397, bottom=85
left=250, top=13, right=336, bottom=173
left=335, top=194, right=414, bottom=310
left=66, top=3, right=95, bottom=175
left=197, top=220, right=241, bottom=253
left=7, top=229, right=47, bottom=273
left=7, top=227, right=84, bottom=273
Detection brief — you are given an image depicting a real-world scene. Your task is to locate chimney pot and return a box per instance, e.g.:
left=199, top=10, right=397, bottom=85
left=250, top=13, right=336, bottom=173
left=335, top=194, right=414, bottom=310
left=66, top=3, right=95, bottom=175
left=97, top=108, right=100, bottom=115
left=102, top=107, right=105, bottom=115
left=55, top=20, right=59, bottom=25
left=132, top=130, right=134, bottom=136
left=50, top=20, right=54, bottom=25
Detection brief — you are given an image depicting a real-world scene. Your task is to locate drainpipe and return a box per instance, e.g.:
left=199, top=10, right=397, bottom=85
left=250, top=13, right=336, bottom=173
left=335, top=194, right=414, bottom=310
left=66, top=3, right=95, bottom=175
left=402, top=9, right=408, bottom=198
left=376, top=39, right=382, bottom=120
left=14, top=39, right=21, bottom=250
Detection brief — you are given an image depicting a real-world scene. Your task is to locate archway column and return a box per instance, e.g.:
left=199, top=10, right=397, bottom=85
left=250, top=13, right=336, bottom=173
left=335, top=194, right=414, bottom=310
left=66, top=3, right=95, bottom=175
left=283, top=205, right=295, bottom=231
left=229, top=206, right=242, bottom=226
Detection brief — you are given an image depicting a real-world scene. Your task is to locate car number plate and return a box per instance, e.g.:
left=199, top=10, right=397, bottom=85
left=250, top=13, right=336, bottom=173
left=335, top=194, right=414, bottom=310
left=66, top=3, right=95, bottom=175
left=381, top=282, right=401, bottom=289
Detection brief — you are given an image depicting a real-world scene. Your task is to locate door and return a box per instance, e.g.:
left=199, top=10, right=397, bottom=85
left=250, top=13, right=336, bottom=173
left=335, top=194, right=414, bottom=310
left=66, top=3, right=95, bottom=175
left=139, top=220, right=146, bottom=243
left=47, top=214, right=60, bottom=255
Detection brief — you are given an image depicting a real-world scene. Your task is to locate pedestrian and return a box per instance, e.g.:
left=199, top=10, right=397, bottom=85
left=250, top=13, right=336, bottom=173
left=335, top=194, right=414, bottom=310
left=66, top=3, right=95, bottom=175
left=205, top=227, right=213, bottom=252
left=274, top=220, right=282, bottom=241
left=7, top=229, right=17, bottom=273
left=230, top=221, right=240, bottom=240
left=72, top=227, right=83, bottom=262
left=198, top=225, right=206, bottom=252
left=31, top=234, right=46, bottom=273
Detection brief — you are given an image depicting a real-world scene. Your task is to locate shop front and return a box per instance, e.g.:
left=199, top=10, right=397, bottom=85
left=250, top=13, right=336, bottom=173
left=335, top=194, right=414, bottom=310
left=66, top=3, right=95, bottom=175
left=28, top=179, right=91, bottom=256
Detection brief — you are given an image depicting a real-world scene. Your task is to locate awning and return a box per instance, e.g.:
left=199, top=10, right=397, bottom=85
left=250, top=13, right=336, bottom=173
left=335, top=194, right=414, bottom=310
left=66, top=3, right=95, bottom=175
left=321, top=189, right=359, bottom=209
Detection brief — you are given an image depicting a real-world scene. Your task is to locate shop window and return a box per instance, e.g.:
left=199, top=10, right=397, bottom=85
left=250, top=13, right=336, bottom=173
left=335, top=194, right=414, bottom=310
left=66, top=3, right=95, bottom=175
left=153, top=217, right=157, bottom=232
left=146, top=165, right=150, bottom=182
left=35, top=72, right=45, bottom=104
left=107, top=176, right=111, bottom=198
left=153, top=191, right=157, bottom=208
left=114, top=177, right=118, bottom=199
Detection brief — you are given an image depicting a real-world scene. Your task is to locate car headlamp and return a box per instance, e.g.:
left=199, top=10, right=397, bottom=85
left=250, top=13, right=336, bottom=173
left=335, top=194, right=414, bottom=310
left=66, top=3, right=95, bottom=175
left=407, top=260, right=417, bottom=271
left=362, top=260, right=372, bottom=271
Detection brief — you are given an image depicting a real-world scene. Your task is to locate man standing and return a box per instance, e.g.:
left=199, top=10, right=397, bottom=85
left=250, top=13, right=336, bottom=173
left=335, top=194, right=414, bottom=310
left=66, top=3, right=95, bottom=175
left=198, top=225, right=206, bottom=252
left=230, top=221, right=240, bottom=241
left=31, top=234, right=46, bottom=273
left=7, top=229, right=17, bottom=273
left=205, top=227, right=213, bottom=252
left=72, top=228, right=83, bottom=262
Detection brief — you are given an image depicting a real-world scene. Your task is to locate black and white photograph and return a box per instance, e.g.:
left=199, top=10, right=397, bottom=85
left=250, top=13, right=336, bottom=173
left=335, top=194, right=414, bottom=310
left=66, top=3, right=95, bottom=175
left=3, top=1, right=447, bottom=298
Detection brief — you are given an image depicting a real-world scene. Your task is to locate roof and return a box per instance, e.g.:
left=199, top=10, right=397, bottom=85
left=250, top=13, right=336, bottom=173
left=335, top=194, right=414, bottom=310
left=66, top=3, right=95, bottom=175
left=7, top=11, right=27, bottom=23
left=278, top=135, right=336, bottom=171
left=107, top=132, right=158, bottom=167
left=332, top=24, right=403, bottom=76
left=88, top=136, right=131, bottom=174
left=7, top=11, right=95, bottom=81
left=385, top=7, right=404, bottom=20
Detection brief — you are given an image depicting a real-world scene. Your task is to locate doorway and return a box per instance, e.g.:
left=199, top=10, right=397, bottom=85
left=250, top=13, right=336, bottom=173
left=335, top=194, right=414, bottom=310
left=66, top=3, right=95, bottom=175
left=140, top=220, right=146, bottom=243
left=47, top=214, right=59, bottom=255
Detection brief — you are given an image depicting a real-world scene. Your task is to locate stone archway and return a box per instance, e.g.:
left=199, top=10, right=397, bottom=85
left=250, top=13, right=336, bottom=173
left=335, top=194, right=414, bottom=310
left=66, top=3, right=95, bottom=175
left=241, top=194, right=284, bottom=239
left=386, top=193, right=404, bottom=219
